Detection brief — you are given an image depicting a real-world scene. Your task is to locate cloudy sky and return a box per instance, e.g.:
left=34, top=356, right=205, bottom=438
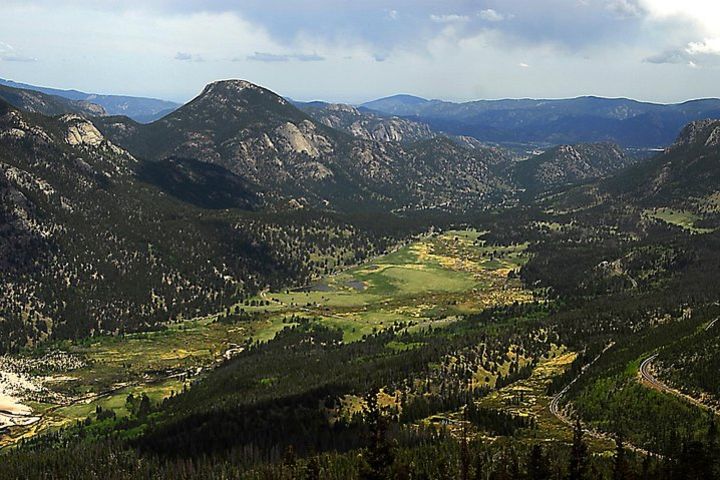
left=1, top=0, right=718, bottom=104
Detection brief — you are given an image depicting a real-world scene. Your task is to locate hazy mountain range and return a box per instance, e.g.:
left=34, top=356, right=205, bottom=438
left=0, top=78, right=181, bottom=123
left=4, top=77, right=720, bottom=148
left=362, top=94, right=720, bottom=148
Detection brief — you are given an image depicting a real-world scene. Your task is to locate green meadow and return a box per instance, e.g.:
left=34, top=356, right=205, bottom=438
left=2, top=230, right=532, bottom=446
left=644, top=207, right=714, bottom=234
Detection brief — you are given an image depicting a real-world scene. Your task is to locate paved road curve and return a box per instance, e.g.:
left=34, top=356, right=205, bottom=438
left=639, top=352, right=719, bottom=415
left=548, top=343, right=656, bottom=456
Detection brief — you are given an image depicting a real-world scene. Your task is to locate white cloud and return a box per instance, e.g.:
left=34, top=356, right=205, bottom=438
left=686, top=38, right=720, bottom=55
left=606, top=0, right=642, bottom=18
left=639, top=2, right=720, bottom=67
left=0, top=41, right=36, bottom=62
left=430, top=14, right=470, bottom=24
left=478, top=9, right=505, bottom=22
left=639, top=0, right=720, bottom=34
left=174, top=52, right=204, bottom=62
left=246, top=51, right=325, bottom=62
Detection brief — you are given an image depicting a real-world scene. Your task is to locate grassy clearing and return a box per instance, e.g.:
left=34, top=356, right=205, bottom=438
left=466, top=347, right=613, bottom=450
left=57, top=317, right=272, bottom=394
left=52, top=378, right=184, bottom=422
left=477, top=347, right=573, bottom=428
left=242, top=231, right=532, bottom=344
left=418, top=345, right=618, bottom=450
left=644, top=208, right=714, bottom=234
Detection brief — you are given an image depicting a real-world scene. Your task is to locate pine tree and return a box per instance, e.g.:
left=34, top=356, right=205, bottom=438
left=708, top=417, right=719, bottom=480
left=528, top=444, right=550, bottom=480
left=360, top=390, right=395, bottom=480
left=460, top=405, right=471, bottom=480
left=306, top=456, right=321, bottom=480
left=473, top=452, right=486, bottom=480
left=613, top=434, right=629, bottom=480
left=569, top=420, right=588, bottom=480
left=677, top=440, right=711, bottom=480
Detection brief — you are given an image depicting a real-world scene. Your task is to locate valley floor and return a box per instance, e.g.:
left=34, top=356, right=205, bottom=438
left=0, top=230, right=532, bottom=447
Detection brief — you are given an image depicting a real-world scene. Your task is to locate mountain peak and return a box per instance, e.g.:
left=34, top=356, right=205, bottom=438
left=361, top=94, right=431, bottom=116
left=203, top=78, right=261, bottom=91
left=379, top=94, right=429, bottom=103
left=199, top=79, right=286, bottom=102
left=175, top=79, right=296, bottom=122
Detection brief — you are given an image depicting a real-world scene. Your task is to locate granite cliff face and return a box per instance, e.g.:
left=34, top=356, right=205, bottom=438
left=670, top=119, right=720, bottom=150
left=299, top=101, right=436, bottom=144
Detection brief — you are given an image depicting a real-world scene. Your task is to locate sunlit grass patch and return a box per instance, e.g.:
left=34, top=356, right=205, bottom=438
left=643, top=207, right=713, bottom=234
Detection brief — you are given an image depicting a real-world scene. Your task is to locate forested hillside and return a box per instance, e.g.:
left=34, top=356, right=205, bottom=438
left=0, top=98, right=405, bottom=351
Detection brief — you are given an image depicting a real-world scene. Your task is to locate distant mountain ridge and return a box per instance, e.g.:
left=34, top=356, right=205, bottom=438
left=0, top=78, right=181, bottom=123
left=0, top=83, right=105, bottom=117
left=362, top=94, right=720, bottom=148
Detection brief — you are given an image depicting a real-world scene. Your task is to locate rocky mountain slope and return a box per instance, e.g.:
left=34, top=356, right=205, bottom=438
left=298, top=100, right=497, bottom=153
left=0, top=84, right=105, bottom=118
left=363, top=95, right=720, bottom=148
left=610, top=119, right=720, bottom=206
left=0, top=78, right=180, bottom=123
left=512, top=142, right=634, bottom=192
left=297, top=101, right=436, bottom=144
left=4, top=77, right=699, bottom=353
left=95, top=80, right=513, bottom=212
left=547, top=119, right=720, bottom=217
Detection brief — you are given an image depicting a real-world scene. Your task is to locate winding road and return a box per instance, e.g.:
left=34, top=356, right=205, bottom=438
left=705, top=317, right=718, bottom=331
left=549, top=343, right=614, bottom=421
left=639, top=352, right=719, bottom=415
left=549, top=343, right=657, bottom=456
